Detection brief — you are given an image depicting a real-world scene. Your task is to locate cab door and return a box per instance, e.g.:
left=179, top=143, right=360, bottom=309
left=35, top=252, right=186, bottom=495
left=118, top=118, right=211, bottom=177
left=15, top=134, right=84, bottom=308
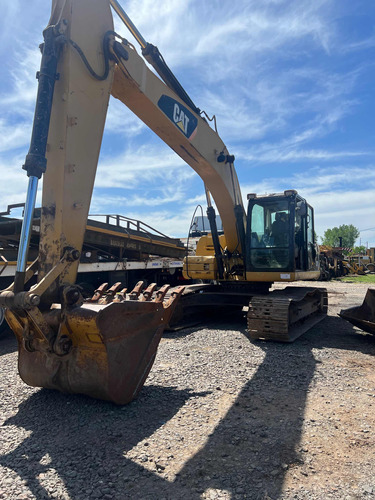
left=294, top=202, right=315, bottom=271
left=306, top=204, right=316, bottom=270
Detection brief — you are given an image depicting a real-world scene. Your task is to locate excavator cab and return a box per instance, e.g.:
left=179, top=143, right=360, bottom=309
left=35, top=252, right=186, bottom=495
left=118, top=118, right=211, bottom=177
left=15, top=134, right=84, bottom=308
left=246, top=190, right=319, bottom=281
left=244, top=190, right=326, bottom=342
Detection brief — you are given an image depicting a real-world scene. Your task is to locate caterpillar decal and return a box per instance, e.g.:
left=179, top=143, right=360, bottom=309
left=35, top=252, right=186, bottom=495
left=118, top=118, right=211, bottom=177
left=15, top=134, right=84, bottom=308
left=158, top=95, right=198, bottom=139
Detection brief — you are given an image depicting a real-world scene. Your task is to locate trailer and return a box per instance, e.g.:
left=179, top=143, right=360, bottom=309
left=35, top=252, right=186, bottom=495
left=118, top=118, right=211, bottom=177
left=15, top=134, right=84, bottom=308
left=0, top=205, right=186, bottom=335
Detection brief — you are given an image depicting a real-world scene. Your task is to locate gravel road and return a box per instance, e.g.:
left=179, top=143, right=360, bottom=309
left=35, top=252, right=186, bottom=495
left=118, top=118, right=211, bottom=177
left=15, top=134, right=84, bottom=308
left=1, top=281, right=375, bottom=499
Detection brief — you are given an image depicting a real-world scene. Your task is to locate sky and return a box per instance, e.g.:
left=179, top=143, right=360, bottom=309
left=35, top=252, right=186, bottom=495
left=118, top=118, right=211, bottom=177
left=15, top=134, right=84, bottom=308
left=1, top=0, right=375, bottom=248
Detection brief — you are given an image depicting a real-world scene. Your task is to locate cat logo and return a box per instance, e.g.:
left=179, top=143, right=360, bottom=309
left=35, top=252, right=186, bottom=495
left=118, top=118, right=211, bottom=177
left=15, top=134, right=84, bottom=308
left=157, top=95, right=198, bottom=139
left=173, top=103, right=189, bottom=134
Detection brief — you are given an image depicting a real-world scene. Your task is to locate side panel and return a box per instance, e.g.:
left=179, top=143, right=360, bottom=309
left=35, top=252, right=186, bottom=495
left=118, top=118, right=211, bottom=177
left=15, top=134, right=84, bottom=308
left=39, top=0, right=114, bottom=297
left=245, top=271, right=321, bottom=282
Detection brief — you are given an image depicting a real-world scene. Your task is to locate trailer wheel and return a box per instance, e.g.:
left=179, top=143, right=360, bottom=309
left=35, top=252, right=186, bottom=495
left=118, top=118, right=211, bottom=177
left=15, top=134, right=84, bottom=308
left=0, top=307, right=8, bottom=338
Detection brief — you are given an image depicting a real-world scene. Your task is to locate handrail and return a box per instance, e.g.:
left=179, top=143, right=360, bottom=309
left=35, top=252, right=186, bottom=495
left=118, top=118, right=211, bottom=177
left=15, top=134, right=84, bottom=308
left=88, top=214, right=177, bottom=241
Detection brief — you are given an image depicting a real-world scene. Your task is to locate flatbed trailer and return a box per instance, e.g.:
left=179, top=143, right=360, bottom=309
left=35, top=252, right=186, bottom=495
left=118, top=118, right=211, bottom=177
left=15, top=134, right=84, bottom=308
left=0, top=206, right=185, bottom=334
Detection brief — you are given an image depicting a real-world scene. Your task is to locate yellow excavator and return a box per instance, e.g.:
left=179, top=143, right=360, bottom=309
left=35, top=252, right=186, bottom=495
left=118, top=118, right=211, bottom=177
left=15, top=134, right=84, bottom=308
left=0, top=0, right=327, bottom=404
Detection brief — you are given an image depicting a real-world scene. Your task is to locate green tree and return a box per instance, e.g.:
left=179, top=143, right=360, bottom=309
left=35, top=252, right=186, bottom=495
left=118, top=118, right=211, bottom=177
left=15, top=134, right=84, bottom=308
left=351, top=245, right=366, bottom=255
left=322, top=224, right=360, bottom=248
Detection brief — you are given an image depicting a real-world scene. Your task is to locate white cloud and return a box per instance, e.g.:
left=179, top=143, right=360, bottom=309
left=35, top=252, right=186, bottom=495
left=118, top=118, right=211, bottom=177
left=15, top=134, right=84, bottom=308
left=192, top=3, right=332, bottom=59
left=238, top=148, right=367, bottom=163
left=342, top=34, right=375, bottom=53
left=0, top=154, right=37, bottom=213
left=0, top=45, right=39, bottom=156
left=1, top=46, right=40, bottom=109
left=105, top=97, right=146, bottom=136
left=0, top=2, right=21, bottom=55
left=0, top=120, right=32, bottom=154
left=96, top=143, right=193, bottom=189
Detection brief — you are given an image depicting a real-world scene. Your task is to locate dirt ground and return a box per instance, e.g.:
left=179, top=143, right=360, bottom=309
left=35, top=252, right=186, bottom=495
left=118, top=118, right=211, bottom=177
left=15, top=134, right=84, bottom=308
left=0, top=281, right=374, bottom=499
left=270, top=282, right=375, bottom=498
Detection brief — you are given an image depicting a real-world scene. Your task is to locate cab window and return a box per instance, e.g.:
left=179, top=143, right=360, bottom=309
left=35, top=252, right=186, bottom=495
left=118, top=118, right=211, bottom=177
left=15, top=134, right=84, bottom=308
left=248, top=200, right=290, bottom=269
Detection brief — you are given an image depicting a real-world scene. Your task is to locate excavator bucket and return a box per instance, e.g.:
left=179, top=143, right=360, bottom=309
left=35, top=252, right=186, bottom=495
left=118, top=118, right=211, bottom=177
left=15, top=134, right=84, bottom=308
left=5, top=283, right=184, bottom=405
left=339, top=288, right=375, bottom=335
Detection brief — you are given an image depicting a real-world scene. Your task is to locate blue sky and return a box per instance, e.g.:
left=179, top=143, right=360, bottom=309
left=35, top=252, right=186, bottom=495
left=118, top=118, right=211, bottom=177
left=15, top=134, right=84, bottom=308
left=1, top=0, right=375, bottom=247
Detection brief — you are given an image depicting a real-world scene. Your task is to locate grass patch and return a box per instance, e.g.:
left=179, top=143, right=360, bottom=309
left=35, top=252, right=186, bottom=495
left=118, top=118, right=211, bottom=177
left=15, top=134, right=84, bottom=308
left=336, top=274, right=375, bottom=284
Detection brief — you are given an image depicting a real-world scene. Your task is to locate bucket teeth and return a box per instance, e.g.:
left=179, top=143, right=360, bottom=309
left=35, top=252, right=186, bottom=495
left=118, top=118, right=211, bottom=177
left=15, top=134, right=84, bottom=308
left=140, top=283, right=157, bottom=301
left=98, top=282, right=123, bottom=304
left=90, top=282, right=108, bottom=302
left=86, top=281, right=179, bottom=305
left=113, top=288, right=128, bottom=303
left=129, top=280, right=145, bottom=300
left=155, top=284, right=171, bottom=303
left=169, top=285, right=185, bottom=303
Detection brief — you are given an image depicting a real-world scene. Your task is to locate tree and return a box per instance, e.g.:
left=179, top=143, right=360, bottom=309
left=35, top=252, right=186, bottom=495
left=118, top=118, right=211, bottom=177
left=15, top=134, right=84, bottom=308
left=322, top=224, right=360, bottom=248
left=351, top=245, right=366, bottom=255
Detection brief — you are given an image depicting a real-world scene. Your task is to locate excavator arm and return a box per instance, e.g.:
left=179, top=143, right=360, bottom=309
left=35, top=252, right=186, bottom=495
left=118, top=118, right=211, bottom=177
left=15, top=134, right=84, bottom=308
left=108, top=0, right=245, bottom=257
left=110, top=30, right=245, bottom=254
left=0, top=0, right=246, bottom=404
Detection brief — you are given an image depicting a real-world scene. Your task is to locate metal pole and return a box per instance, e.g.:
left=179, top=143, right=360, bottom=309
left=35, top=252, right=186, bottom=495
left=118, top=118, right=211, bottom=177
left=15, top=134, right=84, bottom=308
left=204, top=184, right=212, bottom=208
left=16, top=176, right=38, bottom=273
left=109, top=0, right=147, bottom=49
left=14, top=176, right=39, bottom=292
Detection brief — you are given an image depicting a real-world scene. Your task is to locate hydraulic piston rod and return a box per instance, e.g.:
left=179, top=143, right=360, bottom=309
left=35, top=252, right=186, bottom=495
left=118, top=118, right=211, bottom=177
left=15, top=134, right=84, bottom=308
left=14, top=176, right=39, bottom=292
left=13, top=23, right=64, bottom=292
left=109, top=0, right=147, bottom=49
left=110, top=0, right=199, bottom=114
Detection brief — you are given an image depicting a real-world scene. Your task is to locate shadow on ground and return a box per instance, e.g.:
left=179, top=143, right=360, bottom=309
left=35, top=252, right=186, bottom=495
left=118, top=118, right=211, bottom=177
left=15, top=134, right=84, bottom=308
left=177, top=315, right=375, bottom=499
left=0, top=329, right=17, bottom=357
left=1, top=386, right=206, bottom=499
left=1, top=314, right=374, bottom=499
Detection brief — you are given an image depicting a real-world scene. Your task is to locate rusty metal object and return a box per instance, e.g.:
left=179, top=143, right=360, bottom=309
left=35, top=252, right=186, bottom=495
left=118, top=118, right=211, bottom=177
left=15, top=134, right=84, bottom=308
left=129, top=281, right=144, bottom=300
left=140, top=283, right=157, bottom=301
left=97, top=282, right=122, bottom=304
left=339, top=288, right=375, bottom=335
left=90, top=283, right=108, bottom=302
left=247, top=287, right=328, bottom=342
left=6, top=282, right=184, bottom=405
left=113, top=288, right=128, bottom=302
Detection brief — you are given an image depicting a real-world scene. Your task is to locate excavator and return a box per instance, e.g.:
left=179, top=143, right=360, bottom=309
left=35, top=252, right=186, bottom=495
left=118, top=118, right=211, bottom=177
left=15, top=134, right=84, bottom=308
left=0, top=0, right=327, bottom=404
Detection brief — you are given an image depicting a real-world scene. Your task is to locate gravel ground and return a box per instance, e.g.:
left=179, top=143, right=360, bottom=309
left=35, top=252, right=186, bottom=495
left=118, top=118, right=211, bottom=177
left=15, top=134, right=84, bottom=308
left=0, top=281, right=375, bottom=500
